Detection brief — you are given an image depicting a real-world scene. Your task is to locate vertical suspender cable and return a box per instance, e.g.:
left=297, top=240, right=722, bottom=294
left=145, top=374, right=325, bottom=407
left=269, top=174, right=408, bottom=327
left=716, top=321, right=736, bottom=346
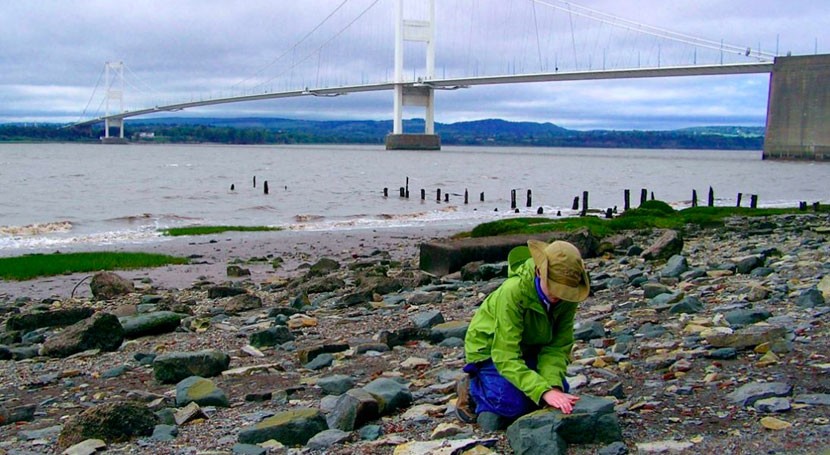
left=532, top=0, right=543, bottom=71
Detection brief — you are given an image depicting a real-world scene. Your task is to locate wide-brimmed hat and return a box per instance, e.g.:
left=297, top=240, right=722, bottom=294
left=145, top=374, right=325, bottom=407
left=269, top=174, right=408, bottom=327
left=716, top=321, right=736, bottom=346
left=528, top=240, right=590, bottom=302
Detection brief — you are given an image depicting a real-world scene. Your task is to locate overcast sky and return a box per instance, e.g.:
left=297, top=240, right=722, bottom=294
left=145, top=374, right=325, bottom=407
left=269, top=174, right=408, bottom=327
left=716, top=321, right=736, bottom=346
left=0, top=0, right=826, bottom=130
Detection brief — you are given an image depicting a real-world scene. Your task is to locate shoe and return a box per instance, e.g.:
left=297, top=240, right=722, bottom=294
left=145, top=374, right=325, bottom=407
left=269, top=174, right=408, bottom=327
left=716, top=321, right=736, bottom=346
left=455, top=375, right=477, bottom=423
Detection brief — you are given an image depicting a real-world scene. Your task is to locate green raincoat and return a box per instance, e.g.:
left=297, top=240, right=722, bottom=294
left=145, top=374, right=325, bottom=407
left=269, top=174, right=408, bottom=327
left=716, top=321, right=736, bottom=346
left=464, top=245, right=578, bottom=405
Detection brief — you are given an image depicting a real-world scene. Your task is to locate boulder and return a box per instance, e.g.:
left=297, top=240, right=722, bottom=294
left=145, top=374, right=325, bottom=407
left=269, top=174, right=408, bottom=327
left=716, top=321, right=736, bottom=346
left=326, top=388, right=380, bottom=431
left=5, top=307, right=94, bottom=332
left=318, top=375, right=355, bottom=396
left=89, top=272, right=135, bottom=300
left=57, top=401, right=158, bottom=449
left=207, top=286, right=247, bottom=299
left=430, top=320, right=469, bottom=343
left=249, top=326, right=295, bottom=348
left=506, top=395, right=622, bottom=455
left=669, top=296, right=703, bottom=314
left=237, top=408, right=327, bottom=446
left=307, top=258, right=341, bottom=277
left=735, top=255, right=764, bottom=274
left=641, top=230, right=683, bottom=261
left=704, top=324, right=786, bottom=349
left=726, top=382, right=793, bottom=407
left=362, top=377, right=412, bottom=415
left=224, top=294, right=263, bottom=314
left=175, top=376, right=229, bottom=407
left=119, top=311, right=184, bottom=339
left=796, top=288, right=826, bottom=308
left=41, top=312, right=124, bottom=358
left=152, top=349, right=231, bottom=384
left=660, top=255, right=688, bottom=278
left=410, top=310, right=445, bottom=329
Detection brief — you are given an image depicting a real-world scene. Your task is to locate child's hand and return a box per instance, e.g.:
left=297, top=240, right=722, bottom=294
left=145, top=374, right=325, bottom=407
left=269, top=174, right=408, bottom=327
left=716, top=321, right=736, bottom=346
left=542, top=388, right=580, bottom=414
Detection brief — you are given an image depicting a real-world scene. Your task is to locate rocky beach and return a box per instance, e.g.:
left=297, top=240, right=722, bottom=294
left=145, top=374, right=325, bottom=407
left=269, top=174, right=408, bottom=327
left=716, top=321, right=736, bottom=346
left=1, top=214, right=829, bottom=455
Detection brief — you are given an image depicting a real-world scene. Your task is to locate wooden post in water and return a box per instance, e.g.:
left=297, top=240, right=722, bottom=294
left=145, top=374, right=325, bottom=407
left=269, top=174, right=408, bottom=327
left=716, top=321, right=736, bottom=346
left=383, top=187, right=388, bottom=197
left=421, top=189, right=426, bottom=200
left=692, top=190, right=698, bottom=207
left=405, top=177, right=409, bottom=199
left=464, top=189, right=469, bottom=204
left=799, top=201, right=807, bottom=211
left=230, top=184, right=235, bottom=191
left=253, top=176, right=256, bottom=188
left=537, top=207, right=544, bottom=214
left=444, top=193, right=449, bottom=203
left=624, top=189, right=630, bottom=211
left=436, top=189, right=441, bottom=202
left=708, top=187, right=714, bottom=207
left=736, top=193, right=743, bottom=207
left=511, top=190, right=517, bottom=209
left=480, top=192, right=485, bottom=202
left=650, top=191, right=655, bottom=201
left=264, top=181, right=269, bottom=195
left=640, top=189, right=647, bottom=206
left=581, top=191, right=589, bottom=216
left=750, top=194, right=758, bottom=208
left=526, top=189, right=532, bottom=208
left=572, top=196, right=579, bottom=210
left=605, top=208, right=613, bottom=219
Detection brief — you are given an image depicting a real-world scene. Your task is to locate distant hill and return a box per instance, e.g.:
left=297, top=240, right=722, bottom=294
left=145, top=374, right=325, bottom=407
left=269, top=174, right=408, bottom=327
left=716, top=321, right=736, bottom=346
left=1, top=117, right=765, bottom=150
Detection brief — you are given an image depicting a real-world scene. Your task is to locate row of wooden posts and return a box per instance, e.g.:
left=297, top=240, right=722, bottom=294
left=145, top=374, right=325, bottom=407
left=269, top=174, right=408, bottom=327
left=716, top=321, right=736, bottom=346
left=383, top=178, right=824, bottom=215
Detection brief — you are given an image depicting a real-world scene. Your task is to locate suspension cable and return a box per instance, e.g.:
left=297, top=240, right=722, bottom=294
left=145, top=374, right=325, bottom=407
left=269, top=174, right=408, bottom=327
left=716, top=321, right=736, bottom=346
left=531, top=0, right=776, bottom=61
left=76, top=65, right=105, bottom=123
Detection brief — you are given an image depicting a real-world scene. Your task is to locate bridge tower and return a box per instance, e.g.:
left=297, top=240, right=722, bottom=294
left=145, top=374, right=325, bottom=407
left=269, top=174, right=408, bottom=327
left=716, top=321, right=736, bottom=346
left=386, top=0, right=441, bottom=150
left=103, top=61, right=127, bottom=144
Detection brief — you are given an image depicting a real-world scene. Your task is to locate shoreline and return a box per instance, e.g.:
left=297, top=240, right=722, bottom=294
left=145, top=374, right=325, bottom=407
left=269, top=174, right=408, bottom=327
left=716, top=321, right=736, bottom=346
left=0, top=224, right=467, bottom=301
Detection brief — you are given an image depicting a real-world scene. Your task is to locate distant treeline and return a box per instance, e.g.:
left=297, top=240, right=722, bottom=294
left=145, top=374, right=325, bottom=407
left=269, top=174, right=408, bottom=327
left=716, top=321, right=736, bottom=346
left=0, top=118, right=765, bottom=150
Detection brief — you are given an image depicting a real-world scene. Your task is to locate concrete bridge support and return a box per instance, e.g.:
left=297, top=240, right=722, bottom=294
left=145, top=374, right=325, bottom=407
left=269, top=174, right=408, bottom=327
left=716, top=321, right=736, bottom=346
left=386, top=0, right=441, bottom=150
left=763, top=54, right=830, bottom=160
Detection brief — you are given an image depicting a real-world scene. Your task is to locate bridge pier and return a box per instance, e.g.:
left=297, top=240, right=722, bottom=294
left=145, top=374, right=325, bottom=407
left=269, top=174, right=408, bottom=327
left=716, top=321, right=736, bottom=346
left=386, top=0, right=441, bottom=150
left=102, top=117, right=127, bottom=144
left=763, top=54, right=830, bottom=160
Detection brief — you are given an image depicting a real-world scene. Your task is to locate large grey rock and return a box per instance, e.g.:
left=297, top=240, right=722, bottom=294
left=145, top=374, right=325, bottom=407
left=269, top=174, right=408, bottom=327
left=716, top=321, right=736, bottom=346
left=724, top=309, right=772, bottom=327
left=90, top=272, right=135, bottom=300
left=726, top=382, right=793, bottom=407
left=237, top=408, right=327, bottom=446
left=224, top=294, right=263, bottom=314
left=5, top=307, right=94, bottom=332
left=249, top=326, right=294, bottom=348
left=574, top=321, right=605, bottom=341
left=642, top=282, right=671, bottom=299
left=796, top=288, right=826, bottom=308
left=641, top=230, right=683, bottom=261
left=735, top=255, right=764, bottom=274
left=326, top=388, right=380, bottom=431
left=306, top=429, right=351, bottom=450
left=119, top=311, right=184, bottom=339
left=669, top=296, right=703, bottom=314
left=152, top=349, right=230, bottom=384
left=410, top=310, right=445, bottom=329
left=705, top=324, right=786, bottom=349
left=175, top=376, right=229, bottom=407
left=362, top=377, right=412, bottom=415
left=0, top=404, right=36, bottom=426
left=57, top=401, right=158, bottom=450
left=506, top=395, right=622, bottom=455
left=41, top=312, right=124, bottom=358
left=660, top=255, right=688, bottom=278
left=307, top=258, right=341, bottom=277
left=207, top=286, right=247, bottom=299
left=318, top=375, right=355, bottom=396
left=430, top=320, right=468, bottom=343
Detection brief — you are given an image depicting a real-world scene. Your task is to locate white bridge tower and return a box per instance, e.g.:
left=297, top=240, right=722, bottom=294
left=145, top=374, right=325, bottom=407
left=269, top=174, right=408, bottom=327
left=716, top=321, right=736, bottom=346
left=103, top=61, right=126, bottom=143
left=386, top=0, right=441, bottom=150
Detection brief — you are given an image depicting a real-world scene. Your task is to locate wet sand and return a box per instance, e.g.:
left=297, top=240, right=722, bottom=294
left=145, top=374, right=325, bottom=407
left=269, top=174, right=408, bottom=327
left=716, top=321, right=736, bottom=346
left=0, top=225, right=467, bottom=301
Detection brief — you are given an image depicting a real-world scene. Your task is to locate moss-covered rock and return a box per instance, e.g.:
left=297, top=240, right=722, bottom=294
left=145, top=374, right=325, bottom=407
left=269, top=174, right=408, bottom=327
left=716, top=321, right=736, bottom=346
left=57, top=401, right=158, bottom=449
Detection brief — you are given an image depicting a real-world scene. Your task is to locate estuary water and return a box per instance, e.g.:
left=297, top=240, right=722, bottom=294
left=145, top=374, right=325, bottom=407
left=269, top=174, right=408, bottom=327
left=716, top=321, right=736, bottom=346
left=1, top=142, right=827, bottom=254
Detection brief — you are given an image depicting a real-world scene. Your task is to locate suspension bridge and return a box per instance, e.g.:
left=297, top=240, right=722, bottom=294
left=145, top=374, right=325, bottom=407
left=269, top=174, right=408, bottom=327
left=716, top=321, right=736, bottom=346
left=73, top=0, right=829, bottom=160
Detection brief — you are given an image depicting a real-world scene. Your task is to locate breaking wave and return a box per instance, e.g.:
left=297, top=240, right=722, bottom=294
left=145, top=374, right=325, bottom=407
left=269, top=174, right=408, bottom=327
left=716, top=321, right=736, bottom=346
left=0, top=221, right=73, bottom=236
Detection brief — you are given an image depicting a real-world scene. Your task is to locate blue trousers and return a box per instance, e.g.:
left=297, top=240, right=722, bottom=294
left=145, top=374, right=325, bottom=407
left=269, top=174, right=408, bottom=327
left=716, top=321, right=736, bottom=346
left=463, top=359, right=569, bottom=419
